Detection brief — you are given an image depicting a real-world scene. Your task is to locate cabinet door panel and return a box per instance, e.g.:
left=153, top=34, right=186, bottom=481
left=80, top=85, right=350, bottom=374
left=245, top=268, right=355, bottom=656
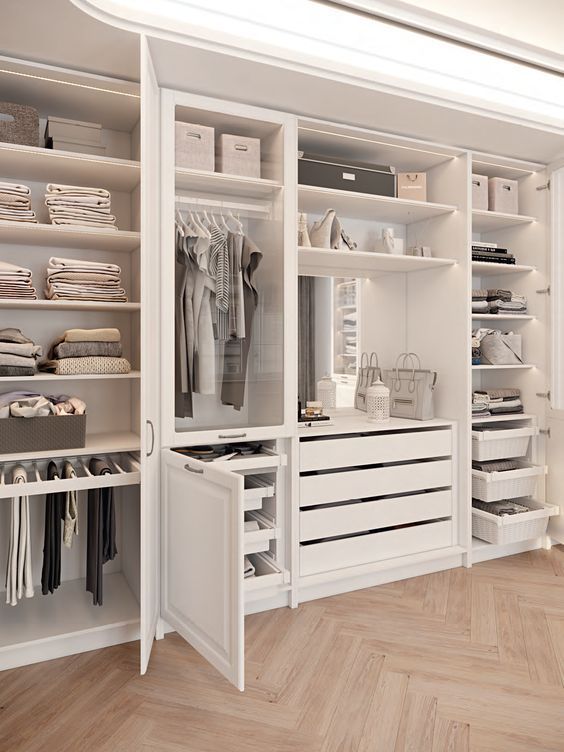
left=161, top=449, right=244, bottom=690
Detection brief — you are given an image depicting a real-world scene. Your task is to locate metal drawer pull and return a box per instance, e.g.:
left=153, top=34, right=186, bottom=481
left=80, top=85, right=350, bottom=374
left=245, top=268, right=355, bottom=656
left=218, top=432, right=247, bottom=439
left=184, top=463, right=204, bottom=474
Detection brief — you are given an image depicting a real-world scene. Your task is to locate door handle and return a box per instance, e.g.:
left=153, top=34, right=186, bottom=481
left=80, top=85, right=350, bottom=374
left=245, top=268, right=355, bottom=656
left=146, top=419, right=155, bottom=457
left=184, top=463, right=204, bottom=474
left=218, top=432, right=247, bottom=439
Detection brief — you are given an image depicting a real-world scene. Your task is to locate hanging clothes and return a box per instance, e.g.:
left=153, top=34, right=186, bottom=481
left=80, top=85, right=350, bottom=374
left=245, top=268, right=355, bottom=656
left=221, top=235, right=263, bottom=410
left=175, top=226, right=195, bottom=418
left=41, top=461, right=63, bottom=595
left=228, top=231, right=245, bottom=340
left=5, top=465, right=33, bottom=606
left=62, top=460, right=78, bottom=547
left=86, top=457, right=118, bottom=606
left=209, top=225, right=230, bottom=342
left=192, top=225, right=216, bottom=395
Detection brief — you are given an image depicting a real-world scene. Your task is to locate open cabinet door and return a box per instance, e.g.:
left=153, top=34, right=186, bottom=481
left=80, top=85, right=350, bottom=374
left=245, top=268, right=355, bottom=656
left=546, top=164, right=564, bottom=543
left=140, top=36, right=162, bottom=674
left=161, top=449, right=245, bottom=690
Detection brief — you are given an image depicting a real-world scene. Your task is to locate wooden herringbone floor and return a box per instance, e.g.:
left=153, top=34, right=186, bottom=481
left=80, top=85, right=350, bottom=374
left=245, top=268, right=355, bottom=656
left=3, top=549, right=564, bottom=751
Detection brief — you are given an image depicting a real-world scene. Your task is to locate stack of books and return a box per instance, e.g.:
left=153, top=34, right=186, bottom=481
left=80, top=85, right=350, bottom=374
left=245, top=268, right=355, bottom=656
left=471, top=241, right=515, bottom=265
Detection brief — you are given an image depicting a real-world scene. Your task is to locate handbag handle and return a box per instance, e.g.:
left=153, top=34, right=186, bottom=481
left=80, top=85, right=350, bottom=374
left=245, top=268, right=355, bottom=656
left=360, top=352, right=369, bottom=369
left=369, top=352, right=379, bottom=369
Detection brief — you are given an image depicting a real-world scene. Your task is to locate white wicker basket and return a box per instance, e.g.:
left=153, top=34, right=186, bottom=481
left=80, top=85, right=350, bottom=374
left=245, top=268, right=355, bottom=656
left=472, top=500, right=557, bottom=545
left=472, top=462, right=545, bottom=502
left=472, top=426, right=538, bottom=462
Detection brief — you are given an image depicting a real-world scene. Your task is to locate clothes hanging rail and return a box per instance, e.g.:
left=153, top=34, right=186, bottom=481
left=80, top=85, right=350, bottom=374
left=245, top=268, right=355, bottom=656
left=175, top=194, right=271, bottom=218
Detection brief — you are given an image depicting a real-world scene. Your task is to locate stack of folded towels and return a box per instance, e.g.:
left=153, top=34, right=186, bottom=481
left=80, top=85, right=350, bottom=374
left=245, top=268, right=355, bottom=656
left=0, top=181, right=37, bottom=224
left=40, top=327, right=131, bottom=376
left=472, top=289, right=527, bottom=315
left=45, top=183, right=118, bottom=230
left=0, top=328, right=42, bottom=377
left=45, top=257, right=127, bottom=302
left=0, top=261, right=37, bottom=299
left=472, top=387, right=523, bottom=418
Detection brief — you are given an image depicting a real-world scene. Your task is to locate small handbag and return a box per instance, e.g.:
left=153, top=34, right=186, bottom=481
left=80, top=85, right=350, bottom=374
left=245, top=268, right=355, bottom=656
left=354, top=352, right=380, bottom=411
left=479, top=332, right=522, bottom=365
left=383, top=352, right=437, bottom=421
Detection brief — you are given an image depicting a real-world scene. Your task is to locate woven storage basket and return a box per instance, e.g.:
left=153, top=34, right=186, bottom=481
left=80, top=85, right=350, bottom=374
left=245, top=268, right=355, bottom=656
left=0, top=414, right=86, bottom=454
left=472, top=426, right=538, bottom=462
left=472, top=500, right=555, bottom=545
left=472, top=461, right=544, bottom=502
left=0, top=102, right=39, bottom=146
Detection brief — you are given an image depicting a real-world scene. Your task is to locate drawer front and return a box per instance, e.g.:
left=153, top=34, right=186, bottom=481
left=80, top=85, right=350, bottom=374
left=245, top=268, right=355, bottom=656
left=300, top=520, right=453, bottom=576
left=300, top=429, right=451, bottom=472
left=300, top=489, right=452, bottom=542
left=300, top=459, right=452, bottom=508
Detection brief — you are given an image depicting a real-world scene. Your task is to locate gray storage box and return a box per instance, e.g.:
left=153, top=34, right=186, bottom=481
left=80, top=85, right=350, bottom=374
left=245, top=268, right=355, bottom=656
left=298, top=153, right=396, bottom=197
left=175, top=121, right=215, bottom=171
left=489, top=177, right=519, bottom=214
left=0, top=102, right=39, bottom=146
left=217, top=134, right=261, bottom=178
left=0, top=414, right=86, bottom=454
left=472, top=173, right=488, bottom=210
left=45, top=116, right=102, bottom=144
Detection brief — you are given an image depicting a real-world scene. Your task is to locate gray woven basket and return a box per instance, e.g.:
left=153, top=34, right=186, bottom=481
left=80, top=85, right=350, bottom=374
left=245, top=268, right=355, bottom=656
left=0, top=102, right=39, bottom=146
left=0, top=414, right=86, bottom=454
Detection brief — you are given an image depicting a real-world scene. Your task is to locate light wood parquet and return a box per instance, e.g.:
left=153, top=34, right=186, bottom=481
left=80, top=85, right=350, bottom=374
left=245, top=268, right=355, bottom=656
left=3, top=547, right=564, bottom=751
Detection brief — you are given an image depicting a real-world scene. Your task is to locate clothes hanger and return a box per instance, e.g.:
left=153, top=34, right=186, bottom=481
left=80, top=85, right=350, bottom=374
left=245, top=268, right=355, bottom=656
left=175, top=209, right=185, bottom=237
left=228, top=210, right=243, bottom=234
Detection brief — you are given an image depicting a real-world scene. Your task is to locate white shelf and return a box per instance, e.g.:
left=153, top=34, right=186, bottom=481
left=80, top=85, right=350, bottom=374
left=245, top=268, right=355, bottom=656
left=471, top=313, right=534, bottom=321
left=472, top=537, right=545, bottom=564
left=472, top=261, right=536, bottom=276
left=472, top=413, right=536, bottom=424
left=175, top=167, right=282, bottom=198
left=0, top=573, right=139, bottom=654
left=297, top=408, right=454, bottom=438
left=0, top=142, right=140, bottom=192
left=298, top=185, right=457, bottom=224
left=0, top=431, right=140, bottom=463
left=298, top=247, right=457, bottom=277
left=0, top=371, right=141, bottom=383
left=472, top=209, right=536, bottom=232
left=0, top=299, right=140, bottom=312
left=472, top=364, right=534, bottom=370
left=0, top=222, right=140, bottom=252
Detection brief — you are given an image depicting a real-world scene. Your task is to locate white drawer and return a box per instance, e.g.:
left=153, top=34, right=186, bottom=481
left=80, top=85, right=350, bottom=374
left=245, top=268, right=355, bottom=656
left=300, top=520, right=452, bottom=576
left=244, top=511, right=277, bottom=555
left=300, top=429, right=451, bottom=472
left=244, top=552, right=286, bottom=592
left=300, top=459, right=452, bottom=508
left=243, top=474, right=275, bottom=512
left=300, top=489, right=452, bottom=542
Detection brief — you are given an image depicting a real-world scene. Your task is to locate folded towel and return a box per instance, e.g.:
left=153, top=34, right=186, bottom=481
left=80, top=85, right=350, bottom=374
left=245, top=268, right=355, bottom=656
left=0, top=262, right=32, bottom=277
left=46, top=183, right=110, bottom=198
left=48, top=206, right=112, bottom=218
left=0, top=193, right=31, bottom=207
left=49, top=218, right=118, bottom=230
left=487, top=289, right=512, bottom=301
left=474, top=388, right=520, bottom=400
left=0, top=182, right=31, bottom=196
left=0, top=365, right=36, bottom=377
left=46, top=287, right=128, bottom=302
left=61, top=328, right=121, bottom=343
left=51, top=341, right=122, bottom=359
left=472, top=301, right=489, bottom=311
left=39, top=356, right=131, bottom=375
left=490, top=404, right=524, bottom=415
left=473, top=459, right=522, bottom=472
left=472, top=289, right=488, bottom=300
left=48, top=257, right=121, bottom=274
left=47, top=271, right=120, bottom=284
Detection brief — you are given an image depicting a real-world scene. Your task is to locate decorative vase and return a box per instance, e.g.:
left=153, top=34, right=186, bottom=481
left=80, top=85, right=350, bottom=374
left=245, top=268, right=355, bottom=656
left=366, top=378, right=390, bottom=422
left=383, top=227, right=398, bottom=255
left=316, top=374, right=337, bottom=410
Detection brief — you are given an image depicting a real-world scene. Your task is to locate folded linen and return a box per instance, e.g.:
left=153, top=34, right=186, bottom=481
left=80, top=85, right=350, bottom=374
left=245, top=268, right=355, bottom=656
left=474, top=388, right=520, bottom=400
left=0, top=261, right=32, bottom=277
left=0, top=182, right=31, bottom=196
left=472, top=301, right=489, bottom=311
left=0, top=290, right=37, bottom=299
left=61, top=328, right=121, bottom=343
left=0, top=193, right=31, bottom=207
left=487, top=289, right=512, bottom=302
left=473, top=459, right=522, bottom=472
left=46, top=196, right=111, bottom=209
left=52, top=341, right=122, bottom=359
left=490, top=404, right=524, bottom=415
left=49, top=218, right=118, bottom=230
left=46, top=183, right=110, bottom=198
left=39, top=356, right=131, bottom=375
left=472, top=289, right=488, bottom=300
left=48, top=257, right=121, bottom=274
left=47, top=271, right=120, bottom=283
left=0, top=342, right=42, bottom=357
left=0, top=365, right=35, bottom=377
left=46, top=287, right=128, bottom=302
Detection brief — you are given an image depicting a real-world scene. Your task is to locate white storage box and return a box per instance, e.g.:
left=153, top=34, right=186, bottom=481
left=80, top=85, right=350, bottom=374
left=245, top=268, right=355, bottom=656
left=397, top=172, right=427, bottom=202
left=50, top=137, right=106, bottom=156
left=472, top=461, right=545, bottom=502
left=45, top=116, right=102, bottom=144
left=175, top=121, right=215, bottom=171
left=472, top=499, right=557, bottom=545
left=217, top=133, right=261, bottom=178
left=489, top=176, right=519, bottom=214
left=472, top=425, right=538, bottom=462
left=472, top=173, right=488, bottom=210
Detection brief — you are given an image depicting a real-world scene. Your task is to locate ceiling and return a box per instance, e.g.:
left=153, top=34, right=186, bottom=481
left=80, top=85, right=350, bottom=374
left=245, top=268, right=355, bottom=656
left=0, top=0, right=139, bottom=81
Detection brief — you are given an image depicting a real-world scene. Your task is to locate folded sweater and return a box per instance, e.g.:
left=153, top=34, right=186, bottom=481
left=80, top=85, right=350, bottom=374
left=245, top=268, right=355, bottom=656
left=40, top=356, right=131, bottom=375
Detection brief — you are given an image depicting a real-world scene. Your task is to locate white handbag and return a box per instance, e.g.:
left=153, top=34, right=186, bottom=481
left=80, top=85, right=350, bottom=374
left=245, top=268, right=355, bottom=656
left=383, top=352, right=437, bottom=421
left=354, top=352, right=380, bottom=411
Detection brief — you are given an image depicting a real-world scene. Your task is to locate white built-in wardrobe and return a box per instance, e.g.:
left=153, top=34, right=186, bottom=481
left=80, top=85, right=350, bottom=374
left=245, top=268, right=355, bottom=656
left=1, top=31, right=564, bottom=693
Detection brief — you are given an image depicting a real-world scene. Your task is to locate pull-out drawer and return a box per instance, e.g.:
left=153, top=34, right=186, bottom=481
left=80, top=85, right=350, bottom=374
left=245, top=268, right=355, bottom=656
left=300, top=519, right=452, bottom=576
left=244, top=552, right=287, bottom=592
left=244, top=474, right=275, bottom=512
left=300, top=489, right=452, bottom=542
left=244, top=511, right=277, bottom=555
left=300, top=429, right=451, bottom=472
left=300, top=459, right=452, bottom=508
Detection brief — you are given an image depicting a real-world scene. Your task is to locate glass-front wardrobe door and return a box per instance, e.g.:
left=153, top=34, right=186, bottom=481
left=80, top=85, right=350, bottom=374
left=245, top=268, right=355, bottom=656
left=160, top=91, right=295, bottom=444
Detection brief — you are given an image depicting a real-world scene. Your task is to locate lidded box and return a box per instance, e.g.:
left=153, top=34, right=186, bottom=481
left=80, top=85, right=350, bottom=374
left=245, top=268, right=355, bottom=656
left=397, top=173, right=426, bottom=202
left=0, top=102, right=39, bottom=146
left=489, top=177, right=518, bottom=215
left=175, top=121, right=215, bottom=171
left=217, top=134, right=261, bottom=178
left=472, top=173, right=488, bottom=210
